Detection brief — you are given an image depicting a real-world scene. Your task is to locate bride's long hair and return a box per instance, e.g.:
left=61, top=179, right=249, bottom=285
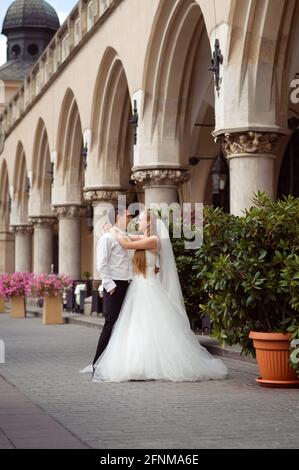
left=133, top=210, right=158, bottom=278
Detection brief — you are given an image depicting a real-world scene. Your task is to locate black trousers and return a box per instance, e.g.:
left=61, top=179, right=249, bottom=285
left=92, top=280, right=129, bottom=365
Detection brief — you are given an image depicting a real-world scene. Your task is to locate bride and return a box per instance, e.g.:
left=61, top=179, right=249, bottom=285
left=87, top=210, right=228, bottom=383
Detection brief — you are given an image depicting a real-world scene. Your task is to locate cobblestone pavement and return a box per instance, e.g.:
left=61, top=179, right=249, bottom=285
left=0, top=314, right=299, bottom=449
left=0, top=376, right=87, bottom=449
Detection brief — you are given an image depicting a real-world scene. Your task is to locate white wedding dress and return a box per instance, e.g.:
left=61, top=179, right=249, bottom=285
left=89, top=222, right=228, bottom=383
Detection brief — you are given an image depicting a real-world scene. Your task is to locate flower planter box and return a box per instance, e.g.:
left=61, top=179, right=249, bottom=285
left=43, top=295, right=63, bottom=325
left=0, top=297, right=5, bottom=313
left=10, top=296, right=26, bottom=318
left=249, top=331, right=299, bottom=388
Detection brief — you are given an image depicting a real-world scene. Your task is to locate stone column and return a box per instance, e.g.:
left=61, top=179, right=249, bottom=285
left=53, top=205, right=82, bottom=280
left=216, top=132, right=283, bottom=216
left=84, top=189, right=126, bottom=279
left=10, top=225, right=33, bottom=272
left=0, top=231, right=15, bottom=273
left=131, top=168, right=190, bottom=206
left=29, top=217, right=57, bottom=274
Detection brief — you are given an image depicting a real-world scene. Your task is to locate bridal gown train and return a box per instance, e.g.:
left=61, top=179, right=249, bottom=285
left=91, top=250, right=228, bottom=383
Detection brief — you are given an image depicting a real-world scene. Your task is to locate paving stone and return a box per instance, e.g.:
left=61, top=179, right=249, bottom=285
left=0, top=314, right=298, bottom=449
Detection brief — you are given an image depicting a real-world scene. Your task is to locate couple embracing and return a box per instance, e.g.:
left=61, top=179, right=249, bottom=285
left=82, top=207, right=227, bottom=383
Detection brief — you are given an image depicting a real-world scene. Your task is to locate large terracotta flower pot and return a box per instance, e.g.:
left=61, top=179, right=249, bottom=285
left=249, top=331, right=299, bottom=388
left=43, top=295, right=63, bottom=325
left=0, top=297, right=5, bottom=313
left=10, top=296, right=26, bottom=318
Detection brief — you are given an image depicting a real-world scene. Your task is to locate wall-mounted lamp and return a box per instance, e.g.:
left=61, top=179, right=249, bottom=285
left=210, top=154, right=229, bottom=195
left=81, top=141, right=88, bottom=171
left=189, top=156, right=217, bottom=166
left=209, top=39, right=223, bottom=97
left=189, top=154, right=228, bottom=195
left=129, top=99, right=138, bottom=145
left=25, top=176, right=31, bottom=194
left=86, top=205, right=93, bottom=232
left=48, top=162, right=54, bottom=184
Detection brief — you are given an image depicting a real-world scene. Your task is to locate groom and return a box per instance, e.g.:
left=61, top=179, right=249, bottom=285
left=92, top=207, right=132, bottom=370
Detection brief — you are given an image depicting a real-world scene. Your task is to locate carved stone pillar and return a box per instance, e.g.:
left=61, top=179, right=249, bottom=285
left=29, top=217, right=57, bottom=274
left=84, top=188, right=126, bottom=279
left=216, top=131, right=283, bottom=216
left=10, top=225, right=33, bottom=272
left=53, top=205, right=82, bottom=280
left=131, top=168, right=190, bottom=206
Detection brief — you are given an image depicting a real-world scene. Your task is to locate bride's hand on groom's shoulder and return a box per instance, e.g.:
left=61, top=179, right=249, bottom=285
left=115, top=229, right=125, bottom=241
left=103, top=223, right=112, bottom=233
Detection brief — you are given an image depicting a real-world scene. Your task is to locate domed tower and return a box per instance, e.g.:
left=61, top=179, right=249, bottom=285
left=0, top=0, right=60, bottom=90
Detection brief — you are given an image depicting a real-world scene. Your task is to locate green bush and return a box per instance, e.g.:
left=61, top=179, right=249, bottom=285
left=171, top=206, right=234, bottom=324
left=172, top=192, right=299, bottom=358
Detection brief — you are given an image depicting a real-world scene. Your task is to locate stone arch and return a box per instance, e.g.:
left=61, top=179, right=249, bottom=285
left=0, top=159, right=14, bottom=273
left=276, top=1, right=299, bottom=198
left=280, top=1, right=299, bottom=179
left=271, top=1, right=299, bottom=197
left=277, top=127, right=299, bottom=199
left=225, top=0, right=297, bottom=131
left=0, top=160, right=10, bottom=231
left=90, top=47, right=133, bottom=189
left=56, top=88, right=84, bottom=204
left=12, top=142, right=29, bottom=225
left=31, top=118, right=52, bottom=215
left=140, top=0, right=212, bottom=167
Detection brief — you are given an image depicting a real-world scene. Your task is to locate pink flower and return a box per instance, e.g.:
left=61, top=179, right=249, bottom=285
left=30, top=273, right=73, bottom=297
left=0, top=272, right=34, bottom=298
left=0, top=272, right=74, bottom=299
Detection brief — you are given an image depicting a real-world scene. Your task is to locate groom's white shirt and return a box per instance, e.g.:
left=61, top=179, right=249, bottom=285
left=97, top=228, right=132, bottom=293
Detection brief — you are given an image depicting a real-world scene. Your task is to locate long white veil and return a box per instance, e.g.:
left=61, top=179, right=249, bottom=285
left=156, top=219, right=190, bottom=327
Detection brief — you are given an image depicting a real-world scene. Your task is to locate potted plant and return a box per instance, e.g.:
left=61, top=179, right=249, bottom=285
left=0, top=272, right=33, bottom=318
left=0, top=295, right=5, bottom=314
left=281, top=253, right=299, bottom=378
left=193, top=192, right=299, bottom=388
left=171, top=216, right=207, bottom=331
left=31, top=273, right=73, bottom=325
left=83, top=271, right=92, bottom=297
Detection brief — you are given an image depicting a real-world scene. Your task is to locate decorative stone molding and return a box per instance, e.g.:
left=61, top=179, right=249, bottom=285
left=52, top=205, right=83, bottom=219
left=28, top=216, right=57, bottom=228
left=216, top=132, right=282, bottom=156
left=10, top=225, right=33, bottom=235
left=131, top=168, right=190, bottom=187
left=83, top=188, right=127, bottom=205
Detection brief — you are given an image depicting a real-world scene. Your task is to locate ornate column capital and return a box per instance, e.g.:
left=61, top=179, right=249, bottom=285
left=52, top=205, right=84, bottom=219
left=83, top=188, right=127, bottom=205
left=10, top=225, right=33, bottom=235
left=28, top=216, right=57, bottom=228
left=215, top=131, right=283, bottom=157
left=131, top=168, right=190, bottom=187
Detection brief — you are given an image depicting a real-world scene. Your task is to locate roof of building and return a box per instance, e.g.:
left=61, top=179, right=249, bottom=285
left=2, top=0, right=60, bottom=34
left=0, top=58, right=35, bottom=81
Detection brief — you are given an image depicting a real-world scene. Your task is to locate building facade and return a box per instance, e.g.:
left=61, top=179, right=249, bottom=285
left=0, top=0, right=298, bottom=279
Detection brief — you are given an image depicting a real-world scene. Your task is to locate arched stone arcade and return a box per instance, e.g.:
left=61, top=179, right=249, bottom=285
left=0, top=0, right=298, bottom=277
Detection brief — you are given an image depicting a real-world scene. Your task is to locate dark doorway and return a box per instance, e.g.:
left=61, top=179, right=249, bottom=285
left=278, top=130, right=299, bottom=198
left=53, top=234, right=59, bottom=274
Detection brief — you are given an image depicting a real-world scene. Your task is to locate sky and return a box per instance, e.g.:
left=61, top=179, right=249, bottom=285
left=0, top=0, right=78, bottom=66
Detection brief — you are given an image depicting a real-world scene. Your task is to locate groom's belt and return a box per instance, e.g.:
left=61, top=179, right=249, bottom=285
left=113, top=280, right=131, bottom=284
